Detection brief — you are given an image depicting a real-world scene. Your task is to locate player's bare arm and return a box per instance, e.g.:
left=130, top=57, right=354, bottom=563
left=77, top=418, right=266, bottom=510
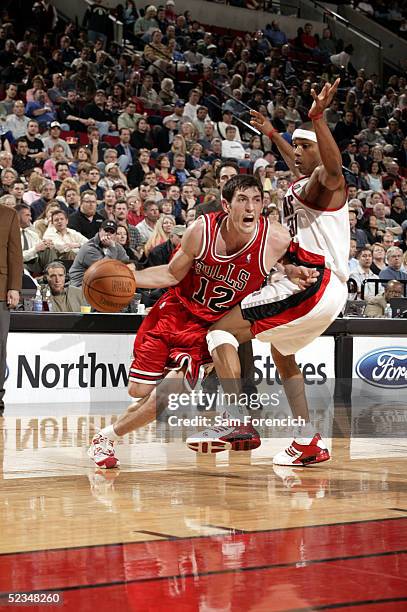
left=250, top=110, right=301, bottom=179
left=133, top=219, right=204, bottom=289
left=264, top=223, right=291, bottom=272
left=304, top=79, right=346, bottom=208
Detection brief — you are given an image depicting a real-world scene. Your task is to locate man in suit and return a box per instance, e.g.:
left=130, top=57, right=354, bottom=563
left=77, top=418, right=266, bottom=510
left=115, top=128, right=137, bottom=172
left=0, top=205, right=23, bottom=414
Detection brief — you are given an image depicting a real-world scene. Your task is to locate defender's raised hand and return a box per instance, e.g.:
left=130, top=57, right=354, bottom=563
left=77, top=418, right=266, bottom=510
left=250, top=110, right=275, bottom=136
left=309, top=78, right=340, bottom=119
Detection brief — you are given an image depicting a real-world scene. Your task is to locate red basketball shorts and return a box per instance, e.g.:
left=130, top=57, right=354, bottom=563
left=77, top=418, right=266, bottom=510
left=129, top=292, right=212, bottom=389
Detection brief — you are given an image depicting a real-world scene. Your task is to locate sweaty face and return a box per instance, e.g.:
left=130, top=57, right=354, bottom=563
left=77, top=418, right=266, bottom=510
left=224, top=187, right=263, bottom=236
left=293, top=139, right=321, bottom=175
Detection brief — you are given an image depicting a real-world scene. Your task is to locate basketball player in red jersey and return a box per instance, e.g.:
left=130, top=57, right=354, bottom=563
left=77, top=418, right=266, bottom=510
left=186, top=79, right=350, bottom=466
left=88, top=175, right=291, bottom=468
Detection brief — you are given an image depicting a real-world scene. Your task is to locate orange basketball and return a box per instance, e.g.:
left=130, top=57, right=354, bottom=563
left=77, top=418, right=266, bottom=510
left=83, top=259, right=136, bottom=313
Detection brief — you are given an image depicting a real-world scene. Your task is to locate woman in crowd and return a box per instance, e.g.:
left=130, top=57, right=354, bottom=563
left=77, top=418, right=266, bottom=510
left=116, top=225, right=138, bottom=261
left=33, top=201, right=62, bottom=239
left=371, top=146, right=386, bottom=171
left=364, top=215, right=382, bottom=244
left=253, top=160, right=270, bottom=189
left=43, top=144, right=68, bottom=181
left=169, top=134, right=187, bottom=165
left=144, top=214, right=176, bottom=257
left=247, top=135, right=264, bottom=163
left=284, top=95, right=302, bottom=125
left=370, top=242, right=387, bottom=275
left=70, top=146, right=94, bottom=176
left=366, top=160, right=383, bottom=191
left=180, top=122, right=199, bottom=152
left=56, top=178, right=80, bottom=204
left=127, top=148, right=151, bottom=188
left=159, top=199, right=175, bottom=216
left=23, top=172, right=45, bottom=206
left=155, top=154, right=176, bottom=191
left=189, top=143, right=208, bottom=174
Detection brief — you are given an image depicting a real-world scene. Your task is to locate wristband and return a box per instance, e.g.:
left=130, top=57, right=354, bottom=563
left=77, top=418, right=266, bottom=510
left=267, top=127, right=278, bottom=138
left=308, top=112, right=323, bottom=121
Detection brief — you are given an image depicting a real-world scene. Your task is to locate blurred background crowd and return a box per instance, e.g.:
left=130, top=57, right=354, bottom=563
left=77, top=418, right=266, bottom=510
left=0, top=0, right=406, bottom=315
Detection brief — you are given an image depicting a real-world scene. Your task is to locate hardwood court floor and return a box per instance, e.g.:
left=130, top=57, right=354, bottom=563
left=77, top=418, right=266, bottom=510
left=0, top=407, right=406, bottom=611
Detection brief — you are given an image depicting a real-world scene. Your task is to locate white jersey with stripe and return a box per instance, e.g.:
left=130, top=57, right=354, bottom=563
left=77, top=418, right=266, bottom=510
left=282, top=176, right=350, bottom=282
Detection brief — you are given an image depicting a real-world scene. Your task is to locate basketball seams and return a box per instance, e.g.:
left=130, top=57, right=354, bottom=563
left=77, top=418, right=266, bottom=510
left=82, top=259, right=136, bottom=312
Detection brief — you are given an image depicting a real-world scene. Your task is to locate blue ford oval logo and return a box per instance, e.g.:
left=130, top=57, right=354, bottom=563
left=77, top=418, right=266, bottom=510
left=356, top=347, right=407, bottom=388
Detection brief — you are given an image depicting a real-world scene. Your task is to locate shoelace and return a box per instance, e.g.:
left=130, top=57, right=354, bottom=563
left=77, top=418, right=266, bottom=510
left=94, top=444, right=114, bottom=457
left=211, top=425, right=233, bottom=433
left=93, top=435, right=114, bottom=454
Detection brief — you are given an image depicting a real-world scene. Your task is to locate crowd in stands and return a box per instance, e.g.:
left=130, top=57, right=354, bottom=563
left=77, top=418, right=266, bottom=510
left=0, top=0, right=406, bottom=315
left=354, top=1, right=407, bottom=38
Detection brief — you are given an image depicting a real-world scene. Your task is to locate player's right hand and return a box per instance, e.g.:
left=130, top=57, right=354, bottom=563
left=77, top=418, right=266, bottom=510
left=250, top=110, right=275, bottom=137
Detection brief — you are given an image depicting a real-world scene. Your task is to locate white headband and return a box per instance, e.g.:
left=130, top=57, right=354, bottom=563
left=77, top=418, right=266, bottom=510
left=292, top=129, right=317, bottom=143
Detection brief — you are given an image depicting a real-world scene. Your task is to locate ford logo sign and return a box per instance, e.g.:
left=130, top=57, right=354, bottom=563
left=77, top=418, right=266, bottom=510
left=356, top=347, right=407, bottom=388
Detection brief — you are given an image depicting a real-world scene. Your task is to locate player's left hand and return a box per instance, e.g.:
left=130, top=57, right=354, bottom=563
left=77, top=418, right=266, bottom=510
left=309, top=78, right=340, bottom=119
left=7, top=290, right=19, bottom=309
left=285, top=265, right=319, bottom=290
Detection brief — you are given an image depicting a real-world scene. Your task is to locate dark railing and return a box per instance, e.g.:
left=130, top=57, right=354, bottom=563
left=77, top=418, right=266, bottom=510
left=361, top=279, right=407, bottom=300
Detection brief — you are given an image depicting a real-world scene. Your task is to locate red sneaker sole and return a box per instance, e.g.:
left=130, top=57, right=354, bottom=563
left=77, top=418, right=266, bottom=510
left=95, top=456, right=120, bottom=469
left=187, top=438, right=261, bottom=454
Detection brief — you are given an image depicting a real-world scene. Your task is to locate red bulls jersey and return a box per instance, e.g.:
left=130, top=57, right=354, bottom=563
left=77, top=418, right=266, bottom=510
left=172, top=212, right=270, bottom=322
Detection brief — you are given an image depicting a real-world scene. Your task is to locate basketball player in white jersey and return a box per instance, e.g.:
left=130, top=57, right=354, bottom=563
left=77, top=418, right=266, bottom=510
left=186, top=78, right=350, bottom=466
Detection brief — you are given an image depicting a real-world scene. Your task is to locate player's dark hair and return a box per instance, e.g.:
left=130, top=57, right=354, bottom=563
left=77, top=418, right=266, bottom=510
left=222, top=175, right=263, bottom=204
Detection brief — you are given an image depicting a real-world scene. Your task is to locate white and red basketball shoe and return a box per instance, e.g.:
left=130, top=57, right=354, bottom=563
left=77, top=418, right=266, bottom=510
left=186, top=422, right=261, bottom=454
left=273, top=434, right=330, bottom=466
left=87, top=433, right=120, bottom=469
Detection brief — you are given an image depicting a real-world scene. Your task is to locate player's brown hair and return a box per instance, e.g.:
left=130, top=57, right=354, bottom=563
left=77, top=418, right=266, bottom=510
left=222, top=175, right=263, bottom=204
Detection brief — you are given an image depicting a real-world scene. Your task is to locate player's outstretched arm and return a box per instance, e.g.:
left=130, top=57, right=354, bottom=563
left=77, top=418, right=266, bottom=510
left=133, top=219, right=204, bottom=289
left=309, top=78, right=344, bottom=191
left=250, top=110, right=301, bottom=178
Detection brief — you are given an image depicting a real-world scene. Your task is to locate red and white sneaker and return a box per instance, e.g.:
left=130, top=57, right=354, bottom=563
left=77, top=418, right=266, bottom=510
left=87, top=433, right=120, bottom=469
left=273, top=434, right=330, bottom=466
left=186, top=422, right=261, bottom=454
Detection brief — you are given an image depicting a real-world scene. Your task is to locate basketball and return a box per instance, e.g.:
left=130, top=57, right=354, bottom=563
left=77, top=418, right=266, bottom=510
left=82, top=259, right=136, bottom=313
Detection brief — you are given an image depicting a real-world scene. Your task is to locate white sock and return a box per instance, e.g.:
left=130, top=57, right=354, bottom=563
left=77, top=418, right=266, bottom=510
left=100, top=424, right=121, bottom=441
left=293, top=421, right=315, bottom=444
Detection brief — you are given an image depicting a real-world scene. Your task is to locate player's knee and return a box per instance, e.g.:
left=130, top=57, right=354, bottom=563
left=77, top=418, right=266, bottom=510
left=207, top=330, right=239, bottom=355
left=128, top=381, right=152, bottom=398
